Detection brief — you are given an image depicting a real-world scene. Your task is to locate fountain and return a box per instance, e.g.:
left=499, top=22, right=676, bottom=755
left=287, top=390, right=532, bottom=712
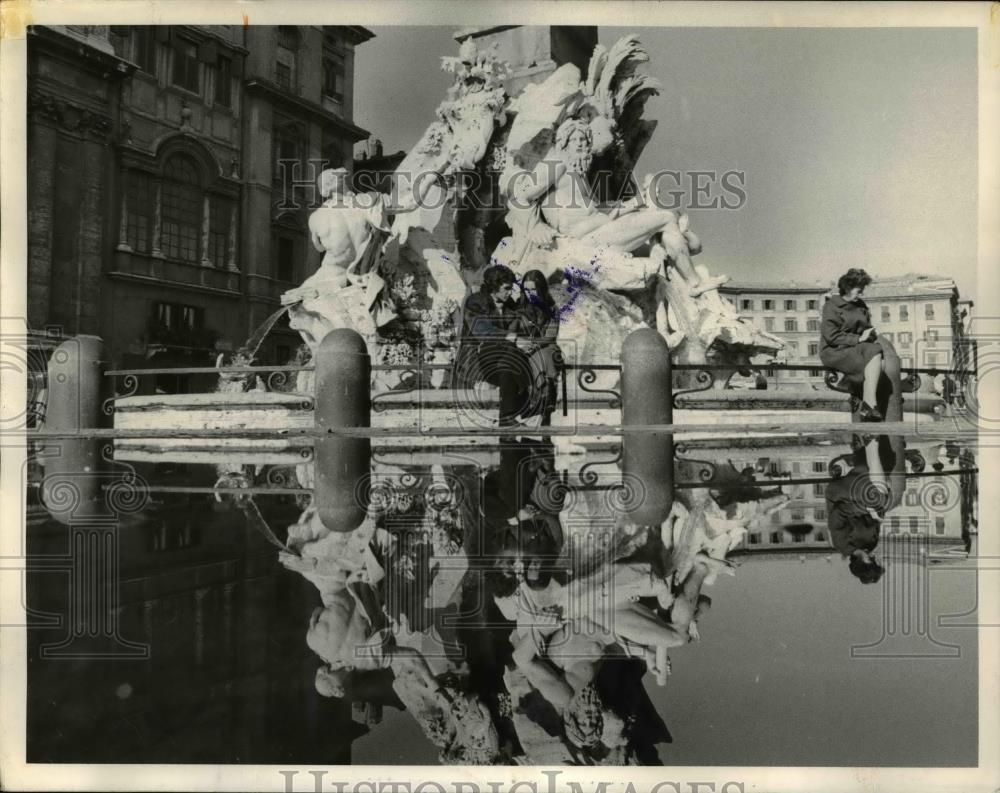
left=30, top=32, right=973, bottom=766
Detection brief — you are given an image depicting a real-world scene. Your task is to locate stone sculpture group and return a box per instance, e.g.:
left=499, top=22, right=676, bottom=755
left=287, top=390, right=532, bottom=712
left=281, top=34, right=782, bottom=372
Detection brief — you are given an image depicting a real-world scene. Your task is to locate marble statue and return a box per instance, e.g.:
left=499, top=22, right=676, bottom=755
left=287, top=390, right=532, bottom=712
left=272, top=34, right=781, bottom=378
left=489, top=35, right=781, bottom=369
left=280, top=168, right=395, bottom=352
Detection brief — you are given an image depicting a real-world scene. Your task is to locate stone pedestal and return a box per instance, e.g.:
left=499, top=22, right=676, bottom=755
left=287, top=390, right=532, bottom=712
left=453, top=25, right=597, bottom=95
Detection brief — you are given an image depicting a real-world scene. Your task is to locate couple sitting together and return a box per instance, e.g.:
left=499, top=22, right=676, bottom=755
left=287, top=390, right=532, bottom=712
left=455, top=264, right=563, bottom=427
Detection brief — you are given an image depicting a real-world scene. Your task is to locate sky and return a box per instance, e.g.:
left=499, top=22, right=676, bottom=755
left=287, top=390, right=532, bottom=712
left=353, top=26, right=978, bottom=300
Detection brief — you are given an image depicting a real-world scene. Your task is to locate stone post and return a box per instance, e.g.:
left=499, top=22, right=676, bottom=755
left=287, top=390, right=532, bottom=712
left=314, top=328, right=371, bottom=533
left=621, top=329, right=674, bottom=526
left=42, top=335, right=108, bottom=524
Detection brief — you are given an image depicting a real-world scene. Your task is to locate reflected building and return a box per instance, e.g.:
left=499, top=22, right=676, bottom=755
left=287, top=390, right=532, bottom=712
left=726, top=440, right=971, bottom=556
left=25, top=479, right=360, bottom=763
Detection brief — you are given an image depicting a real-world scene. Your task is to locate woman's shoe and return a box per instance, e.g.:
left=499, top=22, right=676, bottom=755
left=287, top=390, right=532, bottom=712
left=859, top=401, right=883, bottom=422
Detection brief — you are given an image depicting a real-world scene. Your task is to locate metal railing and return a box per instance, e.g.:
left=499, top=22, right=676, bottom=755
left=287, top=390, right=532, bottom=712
left=99, top=358, right=977, bottom=416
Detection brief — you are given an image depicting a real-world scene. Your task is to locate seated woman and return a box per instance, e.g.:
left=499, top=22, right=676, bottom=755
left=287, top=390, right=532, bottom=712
left=454, top=264, right=531, bottom=425
left=512, top=270, right=563, bottom=426
left=819, top=268, right=886, bottom=422
left=825, top=435, right=891, bottom=584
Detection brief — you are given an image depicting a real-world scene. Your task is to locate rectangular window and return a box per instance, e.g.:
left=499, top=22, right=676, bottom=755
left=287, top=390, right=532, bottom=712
left=899, top=305, right=909, bottom=321
left=770, top=532, right=781, bottom=543
left=273, top=129, right=304, bottom=189
left=784, top=299, right=796, bottom=311
left=322, top=56, right=345, bottom=101
left=806, top=299, right=818, bottom=311
left=925, top=329, right=939, bottom=343
left=905, top=491, right=919, bottom=506
left=276, top=61, right=291, bottom=90
left=881, top=306, right=891, bottom=322
left=815, top=531, right=826, bottom=541
left=764, top=317, right=775, bottom=331
left=763, top=299, right=774, bottom=310
left=809, top=368, right=822, bottom=377
left=899, top=332, right=912, bottom=346
left=790, top=510, right=804, bottom=521
left=276, top=236, right=295, bottom=282
left=208, top=196, right=231, bottom=267
left=125, top=170, right=154, bottom=253
left=278, top=26, right=298, bottom=50
left=925, top=352, right=941, bottom=366
left=814, top=507, right=826, bottom=521
left=132, top=27, right=157, bottom=74
left=785, top=318, right=798, bottom=332
left=901, top=356, right=912, bottom=369
left=925, top=303, right=935, bottom=320
left=161, top=186, right=201, bottom=263
left=152, top=301, right=204, bottom=335
left=807, top=319, right=819, bottom=332
left=813, top=483, right=826, bottom=496
left=792, top=534, right=804, bottom=543
left=749, top=533, right=760, bottom=545
left=812, top=461, right=825, bottom=473
left=808, top=342, right=819, bottom=356
left=214, top=55, right=232, bottom=107
left=172, top=37, right=200, bottom=93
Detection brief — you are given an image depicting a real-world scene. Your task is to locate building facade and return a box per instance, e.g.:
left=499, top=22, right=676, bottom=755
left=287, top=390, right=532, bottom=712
left=720, top=273, right=974, bottom=391
left=27, top=24, right=373, bottom=382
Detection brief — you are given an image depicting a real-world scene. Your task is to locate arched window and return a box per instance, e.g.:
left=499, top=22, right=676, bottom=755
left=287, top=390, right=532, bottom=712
left=161, top=155, right=202, bottom=262
left=118, top=142, right=238, bottom=270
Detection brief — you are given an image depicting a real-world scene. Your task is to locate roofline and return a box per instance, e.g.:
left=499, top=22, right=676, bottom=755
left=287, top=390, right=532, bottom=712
left=326, top=26, right=376, bottom=46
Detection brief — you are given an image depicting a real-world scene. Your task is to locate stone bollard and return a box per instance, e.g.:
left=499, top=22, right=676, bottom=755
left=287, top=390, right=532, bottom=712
left=42, top=335, right=108, bottom=524
left=314, top=329, right=371, bottom=533
left=621, top=329, right=674, bottom=526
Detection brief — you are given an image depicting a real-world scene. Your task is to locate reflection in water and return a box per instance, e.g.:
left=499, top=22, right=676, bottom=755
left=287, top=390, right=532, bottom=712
left=825, top=435, right=893, bottom=584
left=278, top=433, right=866, bottom=764
left=25, top=434, right=979, bottom=765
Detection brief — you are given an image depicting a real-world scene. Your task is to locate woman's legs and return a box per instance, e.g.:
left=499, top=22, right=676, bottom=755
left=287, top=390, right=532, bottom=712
left=863, top=351, right=883, bottom=407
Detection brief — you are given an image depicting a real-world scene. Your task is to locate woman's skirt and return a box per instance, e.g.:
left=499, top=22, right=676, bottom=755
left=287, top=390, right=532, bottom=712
left=820, top=340, right=882, bottom=377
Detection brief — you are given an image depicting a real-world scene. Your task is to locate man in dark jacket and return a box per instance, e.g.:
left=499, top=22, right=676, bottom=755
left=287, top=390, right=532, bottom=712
left=456, top=265, right=530, bottom=425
